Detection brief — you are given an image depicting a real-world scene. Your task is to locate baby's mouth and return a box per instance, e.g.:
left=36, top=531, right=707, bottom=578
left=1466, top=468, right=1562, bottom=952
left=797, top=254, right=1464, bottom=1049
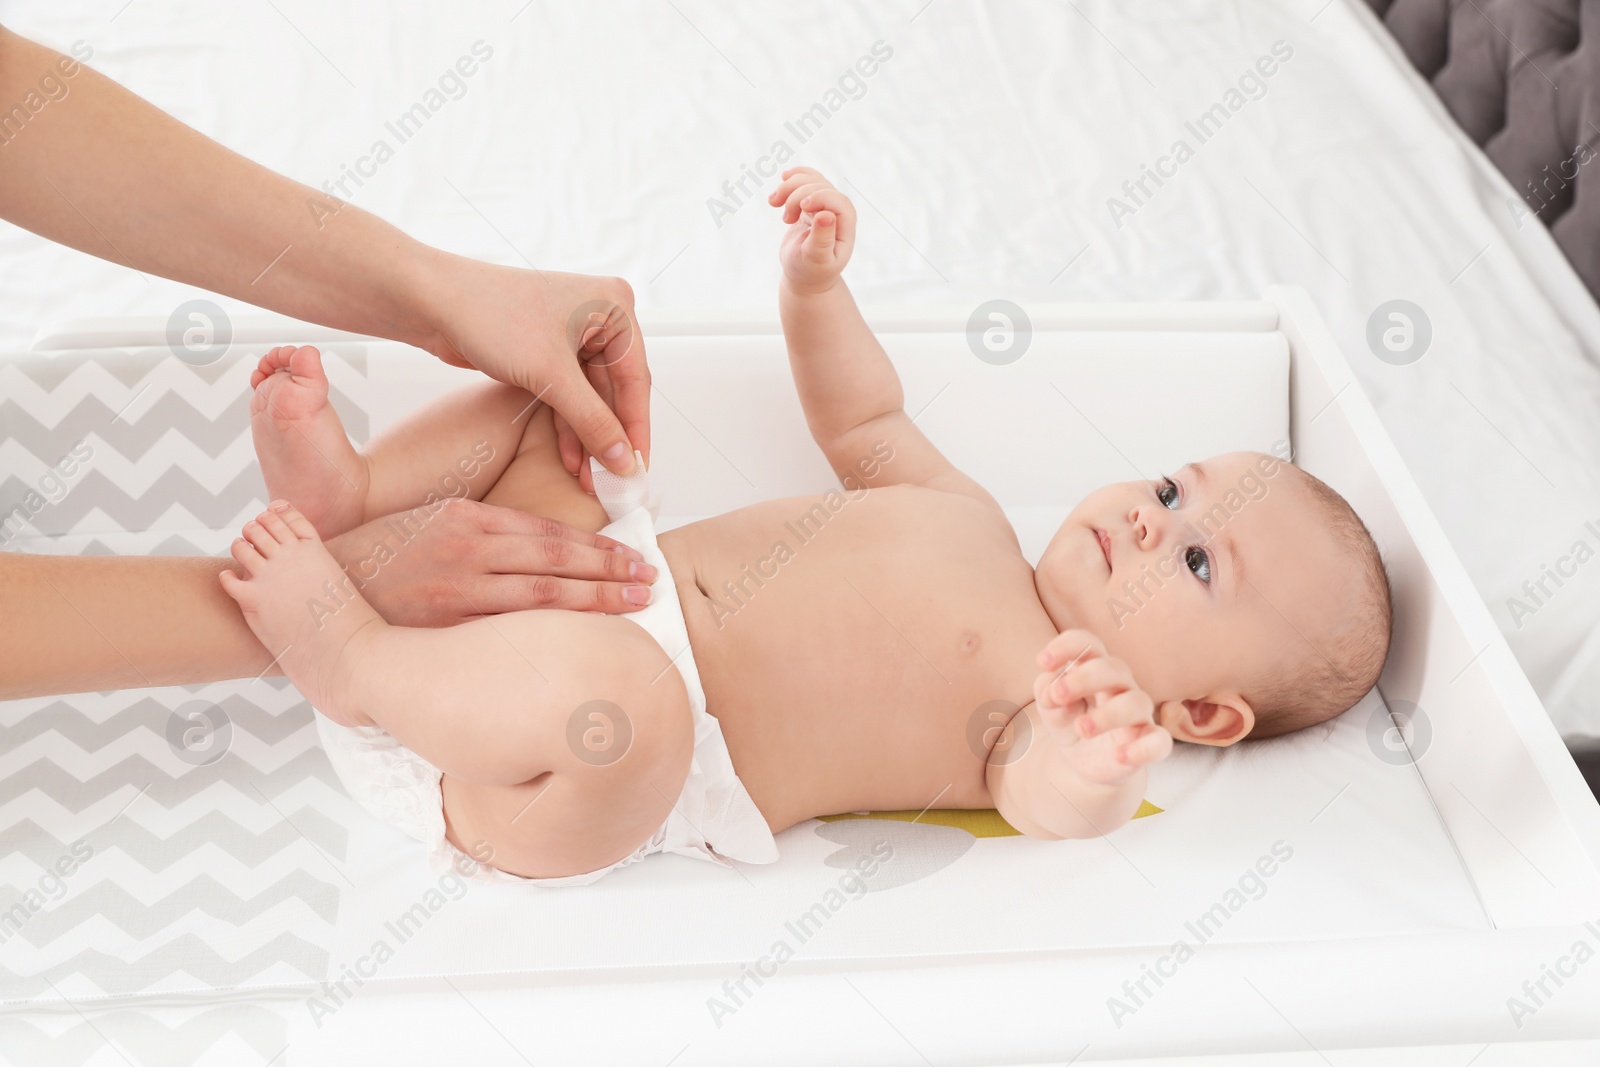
left=1094, top=527, right=1113, bottom=572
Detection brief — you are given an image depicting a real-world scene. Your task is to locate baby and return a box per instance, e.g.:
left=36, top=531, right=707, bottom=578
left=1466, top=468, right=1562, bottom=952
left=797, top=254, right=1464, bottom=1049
left=221, top=167, right=1393, bottom=883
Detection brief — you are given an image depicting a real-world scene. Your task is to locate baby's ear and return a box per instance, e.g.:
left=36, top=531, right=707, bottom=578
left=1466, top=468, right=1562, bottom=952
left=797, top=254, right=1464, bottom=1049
left=1157, top=696, right=1255, bottom=747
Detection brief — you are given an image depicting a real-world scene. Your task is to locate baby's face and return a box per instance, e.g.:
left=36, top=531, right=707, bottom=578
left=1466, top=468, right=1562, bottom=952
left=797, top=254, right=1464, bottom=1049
left=1033, top=451, right=1359, bottom=743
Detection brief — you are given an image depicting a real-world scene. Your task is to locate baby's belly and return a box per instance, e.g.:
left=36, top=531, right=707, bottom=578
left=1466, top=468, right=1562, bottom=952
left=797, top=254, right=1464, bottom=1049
left=657, top=489, right=1053, bottom=833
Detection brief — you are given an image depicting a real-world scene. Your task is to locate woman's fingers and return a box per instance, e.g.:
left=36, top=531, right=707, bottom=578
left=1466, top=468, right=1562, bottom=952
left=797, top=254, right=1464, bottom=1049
left=482, top=530, right=655, bottom=585
left=575, top=303, right=649, bottom=478
left=574, top=299, right=633, bottom=360
left=467, top=504, right=643, bottom=560
left=461, top=573, right=652, bottom=616
left=551, top=409, right=583, bottom=477
left=551, top=362, right=635, bottom=476
left=581, top=349, right=619, bottom=439
left=600, top=330, right=651, bottom=470
left=548, top=411, right=598, bottom=492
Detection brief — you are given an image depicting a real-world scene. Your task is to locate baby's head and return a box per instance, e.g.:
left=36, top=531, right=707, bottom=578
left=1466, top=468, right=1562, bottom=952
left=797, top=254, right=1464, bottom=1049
left=1035, top=451, right=1392, bottom=744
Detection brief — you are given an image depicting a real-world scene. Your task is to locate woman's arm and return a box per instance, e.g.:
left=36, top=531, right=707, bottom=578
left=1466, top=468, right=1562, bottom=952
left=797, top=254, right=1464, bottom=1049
left=0, top=25, right=647, bottom=473
left=0, top=552, right=270, bottom=699
left=0, top=500, right=650, bottom=700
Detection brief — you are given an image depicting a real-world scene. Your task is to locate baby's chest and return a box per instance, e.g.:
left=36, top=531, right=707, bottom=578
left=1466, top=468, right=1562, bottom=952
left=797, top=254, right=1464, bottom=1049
left=777, top=573, right=1047, bottom=732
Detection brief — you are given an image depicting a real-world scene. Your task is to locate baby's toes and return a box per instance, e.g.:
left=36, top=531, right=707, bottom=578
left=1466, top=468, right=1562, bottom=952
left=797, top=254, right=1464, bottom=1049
left=270, top=502, right=320, bottom=542
left=286, top=345, right=327, bottom=386
left=218, top=567, right=254, bottom=604
left=230, top=536, right=266, bottom=575
left=254, top=507, right=297, bottom=547
left=250, top=346, right=295, bottom=390
left=240, top=518, right=281, bottom=559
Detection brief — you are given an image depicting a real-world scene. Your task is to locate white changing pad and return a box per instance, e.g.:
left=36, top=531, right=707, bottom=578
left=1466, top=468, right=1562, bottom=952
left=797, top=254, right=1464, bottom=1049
left=308, top=687, right=1484, bottom=985
left=0, top=331, right=1484, bottom=1012
left=0, top=648, right=1484, bottom=1003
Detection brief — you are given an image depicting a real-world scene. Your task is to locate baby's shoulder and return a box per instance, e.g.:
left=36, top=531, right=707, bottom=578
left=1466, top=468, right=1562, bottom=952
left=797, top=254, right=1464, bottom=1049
left=856, top=484, right=1023, bottom=567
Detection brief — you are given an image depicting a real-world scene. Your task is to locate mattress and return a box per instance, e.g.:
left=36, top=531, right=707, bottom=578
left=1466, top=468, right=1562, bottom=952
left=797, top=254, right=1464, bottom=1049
left=2, top=295, right=1597, bottom=1064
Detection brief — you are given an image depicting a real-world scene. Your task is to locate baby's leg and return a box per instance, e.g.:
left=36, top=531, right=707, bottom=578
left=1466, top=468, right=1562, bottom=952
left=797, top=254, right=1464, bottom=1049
left=250, top=344, right=543, bottom=537
left=250, top=345, right=370, bottom=536
left=480, top=400, right=611, bottom=531
left=220, top=503, right=694, bottom=879
left=359, top=378, right=550, bottom=523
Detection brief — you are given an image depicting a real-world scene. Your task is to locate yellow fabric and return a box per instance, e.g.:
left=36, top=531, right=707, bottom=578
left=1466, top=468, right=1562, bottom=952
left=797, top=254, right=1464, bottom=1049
left=815, top=800, right=1163, bottom=838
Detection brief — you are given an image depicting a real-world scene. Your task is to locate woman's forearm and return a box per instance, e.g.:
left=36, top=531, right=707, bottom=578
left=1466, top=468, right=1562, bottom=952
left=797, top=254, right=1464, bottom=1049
left=0, top=25, right=650, bottom=470
left=0, top=552, right=273, bottom=700
left=0, top=26, right=444, bottom=351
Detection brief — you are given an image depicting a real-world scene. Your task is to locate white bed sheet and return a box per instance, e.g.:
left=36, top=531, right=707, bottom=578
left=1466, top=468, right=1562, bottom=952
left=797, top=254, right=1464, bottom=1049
left=2, top=0, right=1595, bottom=743
left=1, top=0, right=1597, bottom=742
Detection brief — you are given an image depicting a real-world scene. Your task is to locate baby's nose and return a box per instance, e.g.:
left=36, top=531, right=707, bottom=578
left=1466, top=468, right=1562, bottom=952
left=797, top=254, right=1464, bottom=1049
left=1128, top=505, right=1160, bottom=548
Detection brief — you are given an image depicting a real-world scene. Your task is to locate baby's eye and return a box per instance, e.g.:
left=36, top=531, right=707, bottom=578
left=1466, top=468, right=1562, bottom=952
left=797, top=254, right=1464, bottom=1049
left=1185, top=546, right=1212, bottom=584
left=1157, top=477, right=1180, bottom=509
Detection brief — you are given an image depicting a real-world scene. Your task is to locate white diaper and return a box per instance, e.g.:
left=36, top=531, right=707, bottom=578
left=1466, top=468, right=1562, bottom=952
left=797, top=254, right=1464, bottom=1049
left=316, top=451, right=780, bottom=885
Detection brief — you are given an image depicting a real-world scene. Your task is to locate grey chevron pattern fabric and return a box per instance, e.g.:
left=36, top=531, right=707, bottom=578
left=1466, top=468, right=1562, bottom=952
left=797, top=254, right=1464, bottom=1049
left=0, top=343, right=369, bottom=551
left=0, top=342, right=384, bottom=1035
left=0, top=1005, right=290, bottom=1065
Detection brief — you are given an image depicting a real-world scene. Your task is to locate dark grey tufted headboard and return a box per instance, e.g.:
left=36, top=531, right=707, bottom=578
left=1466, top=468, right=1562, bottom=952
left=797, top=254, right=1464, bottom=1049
left=1365, top=0, right=1600, bottom=301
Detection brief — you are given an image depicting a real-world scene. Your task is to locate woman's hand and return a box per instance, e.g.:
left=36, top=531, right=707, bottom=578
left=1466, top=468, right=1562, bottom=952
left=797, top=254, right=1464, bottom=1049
left=323, top=498, right=655, bottom=625
left=0, top=29, right=650, bottom=486
left=418, top=259, right=649, bottom=484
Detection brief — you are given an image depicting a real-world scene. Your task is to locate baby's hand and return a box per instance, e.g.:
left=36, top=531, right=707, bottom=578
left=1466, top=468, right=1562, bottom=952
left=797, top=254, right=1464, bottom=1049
left=1034, top=630, right=1173, bottom=786
left=769, top=166, right=855, bottom=294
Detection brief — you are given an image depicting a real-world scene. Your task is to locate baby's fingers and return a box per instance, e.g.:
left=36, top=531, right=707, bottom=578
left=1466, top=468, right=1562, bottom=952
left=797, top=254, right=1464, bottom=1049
left=1075, top=687, right=1154, bottom=740
left=768, top=175, right=821, bottom=213
left=1038, top=628, right=1106, bottom=671
left=1072, top=723, right=1172, bottom=785
left=799, top=189, right=854, bottom=239
left=781, top=182, right=831, bottom=224
left=1050, top=656, right=1135, bottom=708
left=1033, top=665, right=1084, bottom=721
left=798, top=187, right=852, bottom=220
left=804, top=210, right=838, bottom=260
left=1115, top=723, right=1173, bottom=768
left=768, top=167, right=826, bottom=205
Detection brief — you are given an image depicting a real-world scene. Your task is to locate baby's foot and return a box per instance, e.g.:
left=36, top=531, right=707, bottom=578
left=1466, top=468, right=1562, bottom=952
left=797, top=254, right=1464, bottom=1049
left=249, top=345, right=369, bottom=537
left=219, top=502, right=381, bottom=728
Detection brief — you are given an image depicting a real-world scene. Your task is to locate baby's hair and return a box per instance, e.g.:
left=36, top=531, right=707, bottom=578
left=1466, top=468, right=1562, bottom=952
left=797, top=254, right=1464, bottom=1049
left=1246, top=467, right=1394, bottom=740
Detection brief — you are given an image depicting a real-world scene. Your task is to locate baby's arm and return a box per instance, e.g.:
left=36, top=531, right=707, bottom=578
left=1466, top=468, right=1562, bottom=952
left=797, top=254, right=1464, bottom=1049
left=771, top=168, right=1001, bottom=511
left=986, top=630, right=1173, bottom=840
